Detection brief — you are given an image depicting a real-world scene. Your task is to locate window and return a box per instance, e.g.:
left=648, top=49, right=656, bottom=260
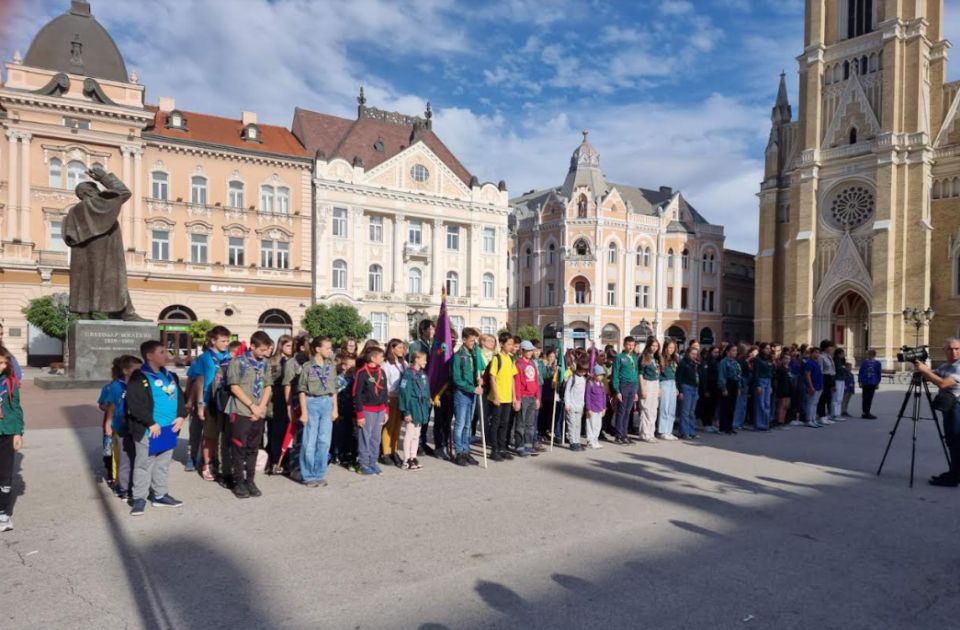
left=151, top=171, right=168, bottom=200
left=608, top=243, right=618, bottom=264
left=575, top=281, right=587, bottom=304
left=190, top=233, right=208, bottom=264
left=483, top=273, right=494, bottom=299
left=277, top=187, right=290, bottom=214
left=228, top=236, right=245, bottom=266
left=446, top=271, right=459, bottom=297
left=191, top=176, right=207, bottom=205
left=667, top=287, right=674, bottom=306
left=546, top=282, right=555, bottom=306
left=151, top=230, right=170, bottom=260
left=260, top=185, right=274, bottom=212
left=525, top=248, right=532, bottom=268
left=229, top=181, right=244, bottom=208
left=681, top=287, right=688, bottom=309
left=368, top=264, right=383, bottom=292
left=63, top=117, right=90, bottom=130
left=577, top=194, right=588, bottom=218
left=849, top=128, right=858, bottom=145
left=371, top=312, right=389, bottom=342
left=483, top=227, right=495, bottom=253
left=408, top=268, right=422, bottom=293
left=547, top=243, right=556, bottom=265
left=523, top=286, right=531, bottom=308
left=682, top=249, right=689, bottom=270
left=481, top=317, right=497, bottom=335
left=49, top=158, right=63, bottom=188
left=49, top=220, right=65, bottom=252
left=408, top=220, right=422, bottom=246
left=369, top=216, right=383, bottom=243
left=574, top=239, right=590, bottom=257
left=701, top=290, right=715, bottom=312
left=332, top=208, right=347, bottom=237
left=260, top=240, right=276, bottom=268
left=607, top=283, right=616, bottom=306
left=667, top=248, right=674, bottom=269
left=635, top=246, right=643, bottom=267
left=332, top=260, right=347, bottom=289
left=446, top=225, right=460, bottom=251
left=67, top=160, right=86, bottom=189
left=643, top=247, right=651, bottom=267
left=846, top=0, right=874, bottom=39
left=635, top=285, right=650, bottom=309
left=170, top=112, right=183, bottom=128
left=450, top=316, right=465, bottom=336
left=410, top=164, right=429, bottom=182
left=702, top=253, right=717, bottom=273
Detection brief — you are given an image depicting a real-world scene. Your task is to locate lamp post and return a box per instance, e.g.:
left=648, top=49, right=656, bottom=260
left=901, top=306, right=935, bottom=349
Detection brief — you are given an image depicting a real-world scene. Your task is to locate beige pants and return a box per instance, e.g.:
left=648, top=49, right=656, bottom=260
left=639, top=380, right=660, bottom=439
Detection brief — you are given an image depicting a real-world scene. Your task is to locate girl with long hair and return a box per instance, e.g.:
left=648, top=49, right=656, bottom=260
left=381, top=339, right=408, bottom=467
left=656, top=339, right=680, bottom=440
left=0, top=347, right=24, bottom=531
left=638, top=336, right=661, bottom=442
left=266, top=335, right=295, bottom=471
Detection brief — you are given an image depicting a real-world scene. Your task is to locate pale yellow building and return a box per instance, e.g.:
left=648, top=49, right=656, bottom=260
left=756, top=0, right=960, bottom=365
left=510, top=133, right=725, bottom=350
left=0, top=1, right=312, bottom=362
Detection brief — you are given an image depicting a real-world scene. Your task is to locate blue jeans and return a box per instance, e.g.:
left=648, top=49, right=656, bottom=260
left=300, top=395, right=333, bottom=482
left=678, top=384, right=699, bottom=437
left=754, top=378, right=772, bottom=429
left=657, top=380, right=678, bottom=436
left=453, top=389, right=476, bottom=455
left=733, top=388, right=748, bottom=429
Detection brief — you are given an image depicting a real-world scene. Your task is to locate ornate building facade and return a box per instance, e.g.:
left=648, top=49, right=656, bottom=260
left=0, top=1, right=312, bottom=361
left=510, top=133, right=725, bottom=350
left=756, top=0, right=957, bottom=365
left=721, top=249, right=755, bottom=344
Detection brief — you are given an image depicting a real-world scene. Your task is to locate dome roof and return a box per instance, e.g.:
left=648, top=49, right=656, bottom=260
left=23, top=1, right=129, bottom=83
left=570, top=130, right=600, bottom=170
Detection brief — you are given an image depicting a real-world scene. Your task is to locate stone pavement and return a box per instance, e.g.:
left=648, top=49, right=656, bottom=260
left=1, top=384, right=958, bottom=629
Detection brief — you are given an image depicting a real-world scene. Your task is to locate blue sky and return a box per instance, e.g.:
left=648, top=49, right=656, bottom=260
left=4, top=0, right=960, bottom=252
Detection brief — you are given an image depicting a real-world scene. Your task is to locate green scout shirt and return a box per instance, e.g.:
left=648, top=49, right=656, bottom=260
left=298, top=358, right=338, bottom=397
left=610, top=352, right=639, bottom=392
left=641, top=358, right=660, bottom=382
left=451, top=346, right=479, bottom=395
left=660, top=363, right=677, bottom=382
left=226, top=354, right=271, bottom=416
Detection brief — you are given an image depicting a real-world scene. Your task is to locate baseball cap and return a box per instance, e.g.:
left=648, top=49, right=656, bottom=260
left=593, top=365, right=605, bottom=375
left=519, top=340, right=535, bottom=351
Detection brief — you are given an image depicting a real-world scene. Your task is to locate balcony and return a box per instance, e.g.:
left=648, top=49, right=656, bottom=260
left=364, top=291, right=393, bottom=302
left=405, top=293, right=432, bottom=304
left=37, top=249, right=69, bottom=267
left=403, top=242, right=430, bottom=262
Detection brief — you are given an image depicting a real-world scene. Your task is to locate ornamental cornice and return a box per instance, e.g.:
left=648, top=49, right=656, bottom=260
left=145, top=137, right=311, bottom=169
left=0, top=89, right=155, bottom=123
left=823, top=31, right=884, bottom=63
left=313, top=179, right=510, bottom=216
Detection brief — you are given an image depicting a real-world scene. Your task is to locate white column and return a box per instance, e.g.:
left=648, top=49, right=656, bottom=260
left=468, top=223, right=480, bottom=305
left=672, top=244, right=682, bottom=310
left=624, top=235, right=634, bottom=333
left=532, top=228, right=541, bottom=309
left=133, top=148, right=143, bottom=252
left=654, top=231, right=665, bottom=337
left=352, top=209, right=364, bottom=293
left=19, top=132, right=31, bottom=243
left=692, top=244, right=702, bottom=338
left=121, top=147, right=133, bottom=245
left=392, top=214, right=405, bottom=294
left=5, top=131, right=18, bottom=242
left=431, top=218, right=443, bottom=295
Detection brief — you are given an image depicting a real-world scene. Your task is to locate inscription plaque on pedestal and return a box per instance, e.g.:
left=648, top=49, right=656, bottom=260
left=67, top=320, right=160, bottom=380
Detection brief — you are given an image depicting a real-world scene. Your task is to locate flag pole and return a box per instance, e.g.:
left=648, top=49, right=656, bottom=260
left=550, top=383, right=558, bottom=453
left=478, top=394, right=488, bottom=469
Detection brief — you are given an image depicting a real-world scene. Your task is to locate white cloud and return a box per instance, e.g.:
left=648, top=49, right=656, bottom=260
left=660, top=0, right=694, bottom=16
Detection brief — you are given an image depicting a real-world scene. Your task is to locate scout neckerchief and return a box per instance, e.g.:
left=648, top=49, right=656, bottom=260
left=242, top=350, right=267, bottom=400
left=141, top=364, right=176, bottom=400
left=309, top=359, right=333, bottom=391
left=353, top=363, right=383, bottom=399
left=409, top=366, right=428, bottom=401
left=0, top=375, right=16, bottom=419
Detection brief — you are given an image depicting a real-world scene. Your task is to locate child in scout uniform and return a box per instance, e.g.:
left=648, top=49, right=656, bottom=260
left=186, top=326, right=232, bottom=482
left=353, top=346, right=388, bottom=476
left=399, top=350, right=431, bottom=470
left=676, top=345, right=700, bottom=439
left=450, top=327, right=482, bottom=466
left=226, top=331, right=274, bottom=499
left=297, top=336, right=339, bottom=488
left=487, top=332, right=517, bottom=462
left=105, top=355, right=142, bottom=499
left=512, top=340, right=541, bottom=457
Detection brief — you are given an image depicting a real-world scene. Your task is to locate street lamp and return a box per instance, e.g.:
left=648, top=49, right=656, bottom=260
left=901, top=306, right=935, bottom=348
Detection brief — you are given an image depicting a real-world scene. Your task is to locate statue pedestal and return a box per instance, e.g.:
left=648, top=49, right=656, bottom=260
left=35, top=320, right=159, bottom=389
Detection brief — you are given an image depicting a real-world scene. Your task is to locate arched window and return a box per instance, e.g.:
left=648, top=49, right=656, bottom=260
left=667, top=248, right=675, bottom=269
left=843, top=60, right=850, bottom=80
left=607, top=242, right=618, bottom=264
left=547, top=243, right=556, bottom=265
left=643, top=247, right=651, bottom=267
left=682, top=248, right=689, bottom=270
left=482, top=272, right=495, bottom=299
left=368, top=264, right=383, bottom=292
left=635, top=246, right=643, bottom=267
left=849, top=127, right=857, bottom=145
left=332, top=259, right=347, bottom=290
left=228, top=180, right=244, bottom=208
left=191, top=176, right=207, bottom=205
left=578, top=194, right=588, bottom=218
left=260, top=185, right=274, bottom=212
left=408, top=267, right=422, bottom=294
left=574, top=239, right=590, bottom=256
left=259, top=309, right=293, bottom=344
left=954, top=177, right=960, bottom=198
left=67, top=160, right=86, bottom=189
left=151, top=171, right=168, bottom=200
left=860, top=55, right=868, bottom=74
left=277, top=186, right=290, bottom=214
left=446, top=271, right=459, bottom=297
left=525, top=248, right=532, bottom=268
left=574, top=281, right=587, bottom=304
left=934, top=180, right=943, bottom=200
left=49, top=158, right=63, bottom=188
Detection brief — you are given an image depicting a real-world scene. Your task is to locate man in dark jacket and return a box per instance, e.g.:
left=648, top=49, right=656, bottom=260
left=126, top=340, right=186, bottom=516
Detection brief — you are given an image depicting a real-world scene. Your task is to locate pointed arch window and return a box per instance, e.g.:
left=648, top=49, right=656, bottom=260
left=577, top=194, right=588, bottom=218
left=667, top=248, right=675, bottom=269
left=607, top=242, right=618, bottom=264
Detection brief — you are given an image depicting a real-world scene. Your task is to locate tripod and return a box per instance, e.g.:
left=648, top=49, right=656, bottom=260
left=876, top=371, right=951, bottom=487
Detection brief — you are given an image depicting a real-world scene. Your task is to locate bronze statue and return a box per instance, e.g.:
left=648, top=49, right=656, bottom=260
left=63, top=166, right=146, bottom=321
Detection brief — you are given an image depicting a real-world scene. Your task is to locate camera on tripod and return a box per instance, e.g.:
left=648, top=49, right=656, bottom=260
left=898, top=345, right=929, bottom=363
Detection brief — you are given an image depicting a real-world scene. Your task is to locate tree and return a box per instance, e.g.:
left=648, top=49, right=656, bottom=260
left=189, top=319, right=216, bottom=354
left=302, top=303, right=372, bottom=345
left=21, top=294, right=107, bottom=341
left=516, top=324, right=542, bottom=342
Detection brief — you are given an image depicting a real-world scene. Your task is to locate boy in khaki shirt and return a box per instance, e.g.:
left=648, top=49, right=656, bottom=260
left=226, top=331, right=274, bottom=499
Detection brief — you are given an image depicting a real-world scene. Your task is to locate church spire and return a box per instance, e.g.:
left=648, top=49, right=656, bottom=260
left=772, top=71, right=792, bottom=125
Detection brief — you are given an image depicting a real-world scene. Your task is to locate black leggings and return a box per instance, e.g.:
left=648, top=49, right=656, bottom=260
left=0, top=435, right=15, bottom=515
left=719, top=382, right=739, bottom=432
left=817, top=376, right=835, bottom=418
left=230, top=415, right=265, bottom=483
left=489, top=403, right=512, bottom=452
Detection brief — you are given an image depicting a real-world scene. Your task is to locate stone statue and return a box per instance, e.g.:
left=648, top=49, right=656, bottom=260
left=63, top=166, right=146, bottom=321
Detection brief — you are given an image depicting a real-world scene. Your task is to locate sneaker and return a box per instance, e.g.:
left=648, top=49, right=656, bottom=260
left=130, top=499, right=146, bottom=516
left=865, top=414, right=878, bottom=420
left=929, top=474, right=960, bottom=487
left=641, top=436, right=658, bottom=443
left=373, top=464, right=383, bottom=475
left=305, top=480, right=321, bottom=487
left=533, top=443, right=547, bottom=453
left=112, top=485, right=126, bottom=499
left=788, top=420, right=803, bottom=427
left=233, top=483, right=251, bottom=499
left=516, top=447, right=530, bottom=458
left=391, top=453, right=405, bottom=468
left=202, top=466, right=216, bottom=482
left=490, top=451, right=504, bottom=462
left=470, top=436, right=482, bottom=445
left=435, top=447, right=449, bottom=461
left=704, top=426, right=720, bottom=434
left=246, top=481, right=262, bottom=498
left=500, top=451, right=514, bottom=461
left=411, top=458, right=422, bottom=470
left=359, top=466, right=377, bottom=476
left=184, top=458, right=196, bottom=473
left=0, top=514, right=13, bottom=532
left=454, top=454, right=469, bottom=467
left=465, top=454, right=480, bottom=466
left=804, top=421, right=822, bottom=429
left=661, top=434, right=678, bottom=441
left=401, top=460, right=411, bottom=470
left=151, top=494, right=184, bottom=508
left=841, top=412, right=852, bottom=418
left=832, top=416, right=846, bottom=422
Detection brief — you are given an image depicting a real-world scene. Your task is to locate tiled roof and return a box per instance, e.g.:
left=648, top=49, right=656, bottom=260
left=144, top=106, right=310, bottom=158
left=291, top=106, right=474, bottom=186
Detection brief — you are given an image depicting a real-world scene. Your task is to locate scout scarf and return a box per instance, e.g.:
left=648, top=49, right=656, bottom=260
left=0, top=376, right=17, bottom=418
left=309, top=360, right=334, bottom=391
left=353, top=364, right=384, bottom=398
left=241, top=351, right=267, bottom=400
left=141, top=365, right=176, bottom=399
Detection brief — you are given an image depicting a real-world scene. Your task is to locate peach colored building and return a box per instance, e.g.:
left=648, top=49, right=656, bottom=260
left=0, top=1, right=312, bottom=363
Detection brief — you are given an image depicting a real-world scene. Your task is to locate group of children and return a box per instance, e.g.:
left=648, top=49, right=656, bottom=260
left=95, top=317, right=888, bottom=517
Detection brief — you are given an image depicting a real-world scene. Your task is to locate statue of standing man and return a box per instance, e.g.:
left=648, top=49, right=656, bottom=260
left=63, top=165, right=147, bottom=321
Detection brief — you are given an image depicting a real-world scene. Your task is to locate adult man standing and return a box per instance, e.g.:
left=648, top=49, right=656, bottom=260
left=914, top=338, right=960, bottom=487
left=62, top=166, right=145, bottom=320
left=610, top=336, right=639, bottom=445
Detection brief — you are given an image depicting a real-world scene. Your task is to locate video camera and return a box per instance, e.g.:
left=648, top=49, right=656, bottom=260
left=897, top=345, right=929, bottom=363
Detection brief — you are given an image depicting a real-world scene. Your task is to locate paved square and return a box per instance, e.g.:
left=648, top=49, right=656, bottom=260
left=1, top=383, right=958, bottom=629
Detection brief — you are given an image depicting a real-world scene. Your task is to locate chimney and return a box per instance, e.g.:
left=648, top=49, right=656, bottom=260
left=242, top=111, right=258, bottom=126
left=158, top=96, right=176, bottom=113
left=659, top=186, right=673, bottom=196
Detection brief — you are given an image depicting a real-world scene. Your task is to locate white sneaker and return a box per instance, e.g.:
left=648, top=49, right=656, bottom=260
left=788, top=420, right=803, bottom=427
left=804, top=421, right=822, bottom=429
left=592, top=442, right=603, bottom=449
left=832, top=416, right=846, bottom=422
left=820, top=417, right=835, bottom=425
left=704, top=426, right=720, bottom=434
left=0, top=514, right=12, bottom=532
left=641, top=436, right=658, bottom=443
left=661, top=434, right=678, bottom=441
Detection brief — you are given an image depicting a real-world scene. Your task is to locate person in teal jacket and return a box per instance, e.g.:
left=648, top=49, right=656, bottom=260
left=399, top=350, right=432, bottom=470
left=718, top=345, right=742, bottom=434
left=0, top=347, right=24, bottom=532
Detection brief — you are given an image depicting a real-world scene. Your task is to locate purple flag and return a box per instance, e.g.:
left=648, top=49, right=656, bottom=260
left=427, top=291, right=453, bottom=398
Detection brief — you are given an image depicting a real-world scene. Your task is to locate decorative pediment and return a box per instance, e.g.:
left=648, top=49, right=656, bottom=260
left=361, top=141, right=471, bottom=199
left=222, top=223, right=250, bottom=237
left=814, top=231, right=873, bottom=307
left=823, top=72, right=881, bottom=147
left=185, top=220, right=213, bottom=234
left=255, top=225, right=294, bottom=240
left=145, top=216, right=176, bottom=228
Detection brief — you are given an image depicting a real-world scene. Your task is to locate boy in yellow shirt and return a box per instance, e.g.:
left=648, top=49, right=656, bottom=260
left=487, top=332, right=517, bottom=462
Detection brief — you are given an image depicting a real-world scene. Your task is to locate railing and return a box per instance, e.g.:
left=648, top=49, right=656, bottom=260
left=143, top=197, right=297, bottom=222
left=403, top=243, right=430, bottom=260
left=37, top=249, right=69, bottom=267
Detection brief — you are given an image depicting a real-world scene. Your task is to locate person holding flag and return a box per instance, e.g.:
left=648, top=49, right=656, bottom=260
left=426, top=292, right=455, bottom=460
left=450, top=327, right=482, bottom=466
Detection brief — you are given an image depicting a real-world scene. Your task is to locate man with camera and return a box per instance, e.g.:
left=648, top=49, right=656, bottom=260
left=913, top=338, right=960, bottom=487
